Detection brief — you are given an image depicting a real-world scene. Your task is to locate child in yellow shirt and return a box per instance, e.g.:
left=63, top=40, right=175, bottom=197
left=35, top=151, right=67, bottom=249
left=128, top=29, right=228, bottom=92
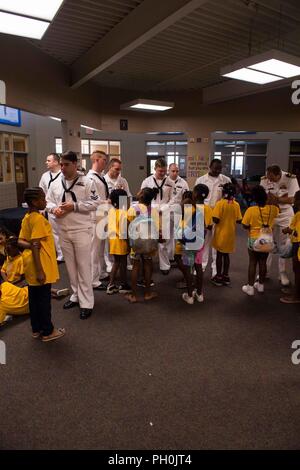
left=0, top=226, right=11, bottom=269
left=242, top=185, right=279, bottom=296
left=281, top=190, right=300, bottom=304
left=1, top=237, right=25, bottom=285
left=211, top=183, right=242, bottom=286
left=126, top=187, right=159, bottom=303
left=107, top=189, right=131, bottom=295
left=0, top=281, right=29, bottom=325
left=179, top=184, right=213, bottom=305
left=18, top=187, right=65, bottom=342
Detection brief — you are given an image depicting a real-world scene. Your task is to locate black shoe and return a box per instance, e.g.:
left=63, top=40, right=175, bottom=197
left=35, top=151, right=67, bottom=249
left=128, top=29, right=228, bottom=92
left=93, top=282, right=108, bottom=291
left=118, top=284, right=131, bottom=294
left=137, top=279, right=155, bottom=288
left=63, top=300, right=79, bottom=309
left=79, top=308, right=93, bottom=320
left=160, top=269, right=170, bottom=275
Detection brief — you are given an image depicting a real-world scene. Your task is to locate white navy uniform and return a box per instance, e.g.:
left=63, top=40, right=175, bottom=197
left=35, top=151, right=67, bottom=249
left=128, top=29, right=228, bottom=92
left=261, top=171, right=299, bottom=276
left=46, top=174, right=100, bottom=309
left=169, top=176, right=189, bottom=260
left=141, top=175, right=178, bottom=271
left=171, top=175, right=189, bottom=200
left=104, top=174, right=132, bottom=197
left=87, top=169, right=110, bottom=286
left=39, top=170, right=63, bottom=261
left=195, top=172, right=231, bottom=275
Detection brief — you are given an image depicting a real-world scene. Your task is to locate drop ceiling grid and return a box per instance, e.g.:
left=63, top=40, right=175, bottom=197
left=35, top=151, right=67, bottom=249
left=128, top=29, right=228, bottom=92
left=30, top=0, right=144, bottom=65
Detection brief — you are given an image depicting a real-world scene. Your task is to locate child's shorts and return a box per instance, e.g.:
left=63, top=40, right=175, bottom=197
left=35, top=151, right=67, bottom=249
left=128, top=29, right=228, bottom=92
left=182, top=245, right=204, bottom=267
left=130, top=249, right=155, bottom=261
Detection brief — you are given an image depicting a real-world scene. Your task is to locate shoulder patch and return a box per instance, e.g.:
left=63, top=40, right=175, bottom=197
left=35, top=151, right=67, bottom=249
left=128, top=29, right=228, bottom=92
left=261, top=176, right=267, bottom=180
left=286, top=173, right=296, bottom=178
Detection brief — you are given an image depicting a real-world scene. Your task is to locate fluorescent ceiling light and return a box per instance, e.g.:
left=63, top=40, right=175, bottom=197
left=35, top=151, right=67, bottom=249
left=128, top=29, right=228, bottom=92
left=221, top=50, right=300, bottom=85
left=223, top=68, right=282, bottom=84
left=0, top=11, right=49, bottom=39
left=249, top=59, right=300, bottom=78
left=121, top=99, right=174, bottom=112
left=81, top=124, right=101, bottom=131
left=49, top=116, right=61, bottom=121
left=131, top=104, right=173, bottom=111
left=0, top=0, right=64, bottom=21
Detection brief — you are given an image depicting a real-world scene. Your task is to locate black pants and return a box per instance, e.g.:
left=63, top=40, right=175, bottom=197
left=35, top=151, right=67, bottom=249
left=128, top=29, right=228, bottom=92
left=28, top=284, right=54, bottom=336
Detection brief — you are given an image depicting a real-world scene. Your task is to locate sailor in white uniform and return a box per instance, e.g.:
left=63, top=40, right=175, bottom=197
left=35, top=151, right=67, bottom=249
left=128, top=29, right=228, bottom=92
left=87, top=150, right=110, bottom=290
left=46, top=151, right=100, bottom=320
left=260, top=164, right=300, bottom=286
left=104, top=158, right=132, bottom=197
left=168, top=163, right=189, bottom=199
left=141, top=158, right=178, bottom=273
left=195, top=158, right=231, bottom=277
left=39, top=153, right=63, bottom=262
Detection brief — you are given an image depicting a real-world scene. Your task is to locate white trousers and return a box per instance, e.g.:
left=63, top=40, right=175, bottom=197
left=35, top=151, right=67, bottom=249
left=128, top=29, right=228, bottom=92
left=158, top=239, right=172, bottom=271
left=48, top=214, right=63, bottom=261
left=202, top=229, right=217, bottom=274
left=59, top=229, right=94, bottom=309
left=267, top=223, right=290, bottom=275
left=91, top=222, right=108, bottom=287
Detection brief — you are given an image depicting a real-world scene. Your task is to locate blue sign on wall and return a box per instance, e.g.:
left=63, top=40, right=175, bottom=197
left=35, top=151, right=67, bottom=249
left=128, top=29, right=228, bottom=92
left=0, top=106, right=21, bottom=126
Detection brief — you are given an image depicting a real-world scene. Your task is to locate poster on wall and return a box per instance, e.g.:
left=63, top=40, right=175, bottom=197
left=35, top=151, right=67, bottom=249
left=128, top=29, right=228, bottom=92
left=0, top=105, right=21, bottom=127
left=187, top=155, right=207, bottom=178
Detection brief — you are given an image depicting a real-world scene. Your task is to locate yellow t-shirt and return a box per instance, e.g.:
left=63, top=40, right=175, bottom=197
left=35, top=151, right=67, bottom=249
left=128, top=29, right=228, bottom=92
left=242, top=205, right=280, bottom=239
left=175, top=204, right=213, bottom=255
left=1, top=254, right=24, bottom=283
left=0, top=282, right=29, bottom=323
left=19, top=212, right=59, bottom=286
left=108, top=208, right=130, bottom=255
left=212, top=199, right=242, bottom=253
left=290, top=211, right=300, bottom=261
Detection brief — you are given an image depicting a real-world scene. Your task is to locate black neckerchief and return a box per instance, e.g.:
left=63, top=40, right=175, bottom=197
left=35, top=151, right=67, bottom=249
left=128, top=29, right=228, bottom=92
left=153, top=177, right=166, bottom=200
left=48, top=171, right=61, bottom=189
left=92, top=172, right=109, bottom=199
left=61, top=176, right=79, bottom=203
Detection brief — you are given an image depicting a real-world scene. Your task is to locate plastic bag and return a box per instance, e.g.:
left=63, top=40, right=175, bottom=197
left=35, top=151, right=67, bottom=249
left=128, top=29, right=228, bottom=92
left=253, top=227, right=275, bottom=253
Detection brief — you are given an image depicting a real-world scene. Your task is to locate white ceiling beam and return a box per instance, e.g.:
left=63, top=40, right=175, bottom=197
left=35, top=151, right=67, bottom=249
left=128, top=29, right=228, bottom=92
left=71, top=0, right=209, bottom=89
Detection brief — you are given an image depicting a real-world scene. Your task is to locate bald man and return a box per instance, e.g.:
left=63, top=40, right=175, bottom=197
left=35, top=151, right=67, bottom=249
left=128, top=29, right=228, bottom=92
left=168, top=163, right=189, bottom=200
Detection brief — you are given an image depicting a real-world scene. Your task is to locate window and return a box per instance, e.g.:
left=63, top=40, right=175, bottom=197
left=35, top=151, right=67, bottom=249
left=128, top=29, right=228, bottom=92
left=81, top=139, right=121, bottom=159
left=0, top=132, right=27, bottom=183
left=213, top=140, right=267, bottom=178
left=55, top=137, right=62, bottom=154
left=146, top=140, right=187, bottom=177
left=289, top=141, right=300, bottom=185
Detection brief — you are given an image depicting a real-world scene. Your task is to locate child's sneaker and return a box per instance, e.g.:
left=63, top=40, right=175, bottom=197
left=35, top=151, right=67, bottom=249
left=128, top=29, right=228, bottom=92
left=118, top=284, right=131, bottom=294
left=211, top=275, right=223, bottom=287
left=106, top=284, right=119, bottom=295
left=242, top=284, right=255, bottom=296
left=182, top=293, right=194, bottom=304
left=222, top=275, right=231, bottom=285
left=254, top=282, right=264, bottom=293
left=193, top=290, right=204, bottom=302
